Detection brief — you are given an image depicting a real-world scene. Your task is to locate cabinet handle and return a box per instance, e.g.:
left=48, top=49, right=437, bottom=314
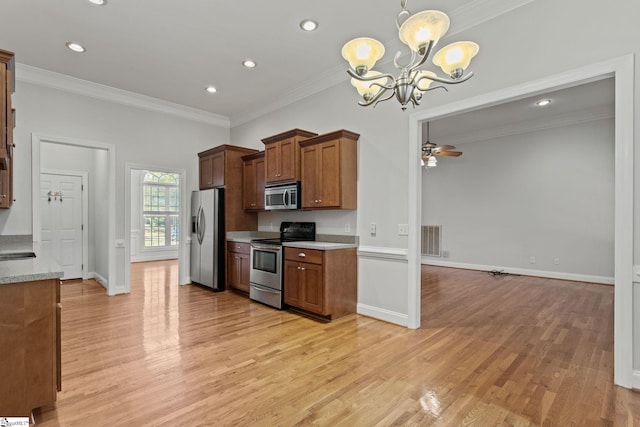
left=301, top=267, right=305, bottom=271
left=298, top=253, right=306, bottom=257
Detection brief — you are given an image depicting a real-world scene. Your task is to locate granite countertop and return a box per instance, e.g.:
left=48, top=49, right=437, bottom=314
left=0, top=236, right=64, bottom=284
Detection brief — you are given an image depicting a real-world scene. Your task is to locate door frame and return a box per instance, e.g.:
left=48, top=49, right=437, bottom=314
left=124, top=163, right=188, bottom=293
left=32, top=133, right=117, bottom=295
left=408, top=55, right=634, bottom=388
left=40, top=169, right=89, bottom=280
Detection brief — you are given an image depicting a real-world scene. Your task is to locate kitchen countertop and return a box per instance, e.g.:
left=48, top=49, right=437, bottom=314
left=0, top=236, right=64, bottom=284
left=282, top=241, right=357, bottom=250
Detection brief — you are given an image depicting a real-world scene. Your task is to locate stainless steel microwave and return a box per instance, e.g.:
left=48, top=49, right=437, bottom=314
left=264, top=182, right=299, bottom=210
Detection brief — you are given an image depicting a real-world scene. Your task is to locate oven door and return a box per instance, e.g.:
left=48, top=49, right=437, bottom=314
left=249, top=243, right=282, bottom=290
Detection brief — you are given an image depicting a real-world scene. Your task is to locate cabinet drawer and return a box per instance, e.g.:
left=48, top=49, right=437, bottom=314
left=284, top=247, right=323, bottom=264
left=227, top=241, right=250, bottom=255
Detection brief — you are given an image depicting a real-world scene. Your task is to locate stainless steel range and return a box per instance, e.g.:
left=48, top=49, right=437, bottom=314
left=249, top=222, right=316, bottom=309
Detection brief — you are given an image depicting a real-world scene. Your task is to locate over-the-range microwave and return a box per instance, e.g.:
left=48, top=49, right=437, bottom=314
left=264, top=182, right=299, bottom=210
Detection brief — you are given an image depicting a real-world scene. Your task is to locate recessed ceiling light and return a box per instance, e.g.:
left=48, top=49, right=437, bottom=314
left=535, top=99, right=552, bottom=107
left=66, top=42, right=86, bottom=53
left=205, top=86, right=217, bottom=94
left=88, top=0, right=106, bottom=5
left=300, top=19, right=318, bottom=31
left=243, top=60, right=257, bottom=68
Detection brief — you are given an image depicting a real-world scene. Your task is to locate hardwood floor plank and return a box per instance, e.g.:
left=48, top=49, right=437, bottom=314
left=32, top=261, right=639, bottom=426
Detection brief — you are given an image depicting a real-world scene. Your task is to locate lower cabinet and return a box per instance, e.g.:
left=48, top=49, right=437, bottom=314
left=283, top=246, right=357, bottom=320
left=227, top=242, right=250, bottom=294
left=0, top=278, right=61, bottom=417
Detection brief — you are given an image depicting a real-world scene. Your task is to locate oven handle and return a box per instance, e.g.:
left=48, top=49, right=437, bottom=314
left=250, top=243, right=282, bottom=252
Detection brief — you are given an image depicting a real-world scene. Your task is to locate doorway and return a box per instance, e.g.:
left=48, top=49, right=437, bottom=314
left=32, top=133, right=117, bottom=294
left=408, top=56, right=634, bottom=388
left=124, top=163, right=188, bottom=294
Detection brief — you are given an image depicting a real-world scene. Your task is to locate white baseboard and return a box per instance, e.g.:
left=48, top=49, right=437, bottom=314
left=357, top=303, right=408, bottom=327
left=632, top=371, right=640, bottom=390
left=422, top=258, right=614, bottom=285
left=89, top=271, right=108, bottom=289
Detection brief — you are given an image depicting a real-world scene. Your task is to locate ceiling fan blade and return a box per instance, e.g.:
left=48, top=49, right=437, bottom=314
left=436, top=151, right=463, bottom=157
left=435, top=145, right=456, bottom=151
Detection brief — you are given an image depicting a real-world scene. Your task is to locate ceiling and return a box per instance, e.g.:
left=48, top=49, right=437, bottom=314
left=426, top=77, right=615, bottom=146
left=0, top=0, right=530, bottom=124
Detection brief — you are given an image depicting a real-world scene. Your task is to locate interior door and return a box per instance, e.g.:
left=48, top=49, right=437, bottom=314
left=40, top=173, right=83, bottom=279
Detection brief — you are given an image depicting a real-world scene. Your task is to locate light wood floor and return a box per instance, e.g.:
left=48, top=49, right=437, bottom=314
left=34, top=261, right=639, bottom=426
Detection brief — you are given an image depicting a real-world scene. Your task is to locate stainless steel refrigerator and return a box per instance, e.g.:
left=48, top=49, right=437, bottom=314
left=190, top=188, right=225, bottom=291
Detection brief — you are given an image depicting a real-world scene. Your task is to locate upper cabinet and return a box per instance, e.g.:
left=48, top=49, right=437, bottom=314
left=242, top=151, right=265, bottom=211
left=0, top=49, right=15, bottom=209
left=198, top=149, right=225, bottom=189
left=261, top=129, right=317, bottom=184
left=300, top=130, right=359, bottom=210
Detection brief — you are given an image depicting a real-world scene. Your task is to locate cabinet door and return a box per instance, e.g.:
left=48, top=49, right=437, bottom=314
left=238, top=253, right=251, bottom=293
left=300, top=263, right=325, bottom=314
left=211, top=151, right=225, bottom=187
left=301, top=145, right=319, bottom=208
left=255, top=156, right=265, bottom=210
left=278, top=138, right=296, bottom=182
left=318, top=140, right=341, bottom=208
left=264, top=143, right=280, bottom=182
left=283, top=260, right=302, bottom=307
left=242, top=160, right=257, bottom=210
left=199, top=155, right=213, bottom=189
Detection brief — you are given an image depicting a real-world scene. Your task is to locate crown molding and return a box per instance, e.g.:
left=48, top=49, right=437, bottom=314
left=230, top=0, right=534, bottom=127
left=433, top=104, right=614, bottom=147
left=16, top=63, right=230, bottom=128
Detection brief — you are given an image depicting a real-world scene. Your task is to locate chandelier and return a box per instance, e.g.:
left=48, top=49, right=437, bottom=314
left=341, top=0, right=479, bottom=110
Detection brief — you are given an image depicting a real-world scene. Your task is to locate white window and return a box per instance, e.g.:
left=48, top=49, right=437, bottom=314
left=142, top=171, right=179, bottom=248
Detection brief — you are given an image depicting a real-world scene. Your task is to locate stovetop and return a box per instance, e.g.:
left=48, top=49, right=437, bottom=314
left=251, top=221, right=316, bottom=246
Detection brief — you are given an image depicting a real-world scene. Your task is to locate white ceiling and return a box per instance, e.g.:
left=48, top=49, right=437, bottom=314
left=426, top=77, right=615, bottom=146
left=0, top=0, right=531, bottom=124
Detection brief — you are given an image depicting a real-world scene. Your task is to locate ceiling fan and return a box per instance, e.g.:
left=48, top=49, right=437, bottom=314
left=421, top=122, right=462, bottom=167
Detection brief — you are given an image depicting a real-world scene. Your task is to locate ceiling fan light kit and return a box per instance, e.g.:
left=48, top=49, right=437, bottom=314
left=341, top=0, right=479, bottom=110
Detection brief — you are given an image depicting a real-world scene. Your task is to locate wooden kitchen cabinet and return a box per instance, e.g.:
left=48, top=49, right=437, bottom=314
left=0, top=49, right=15, bottom=209
left=261, top=129, right=317, bottom=184
left=300, top=130, right=359, bottom=210
left=0, top=278, right=61, bottom=417
left=283, top=246, right=357, bottom=320
left=227, top=241, right=251, bottom=294
left=198, top=149, right=225, bottom=189
left=242, top=151, right=265, bottom=211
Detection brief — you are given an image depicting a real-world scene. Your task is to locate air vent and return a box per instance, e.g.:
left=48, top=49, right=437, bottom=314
left=421, top=225, right=442, bottom=257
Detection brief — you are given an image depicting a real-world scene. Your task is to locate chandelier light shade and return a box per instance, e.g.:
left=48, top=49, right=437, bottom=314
left=432, top=41, right=479, bottom=78
left=398, top=10, right=450, bottom=52
left=341, top=38, right=386, bottom=75
left=341, top=0, right=479, bottom=110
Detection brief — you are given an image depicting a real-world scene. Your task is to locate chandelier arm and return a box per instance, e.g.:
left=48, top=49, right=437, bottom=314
left=371, top=90, right=398, bottom=108
left=394, top=50, right=417, bottom=70
left=422, top=85, right=449, bottom=93
left=396, top=0, right=410, bottom=30
left=407, top=40, right=435, bottom=74
left=347, top=68, right=396, bottom=86
left=358, top=87, right=393, bottom=107
left=421, top=71, right=475, bottom=86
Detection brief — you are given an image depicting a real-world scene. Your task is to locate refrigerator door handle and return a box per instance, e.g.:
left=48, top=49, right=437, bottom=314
left=197, top=206, right=205, bottom=244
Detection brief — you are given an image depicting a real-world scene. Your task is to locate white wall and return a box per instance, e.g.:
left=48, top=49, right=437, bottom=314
left=422, top=117, right=615, bottom=282
left=1, top=79, right=230, bottom=292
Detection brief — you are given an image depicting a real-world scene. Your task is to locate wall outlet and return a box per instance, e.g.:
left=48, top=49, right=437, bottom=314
left=554, top=257, right=560, bottom=265
left=369, top=222, right=377, bottom=235
left=345, top=223, right=351, bottom=233
left=442, top=249, right=449, bottom=258
left=398, top=224, right=409, bottom=236
left=529, top=256, right=536, bottom=264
